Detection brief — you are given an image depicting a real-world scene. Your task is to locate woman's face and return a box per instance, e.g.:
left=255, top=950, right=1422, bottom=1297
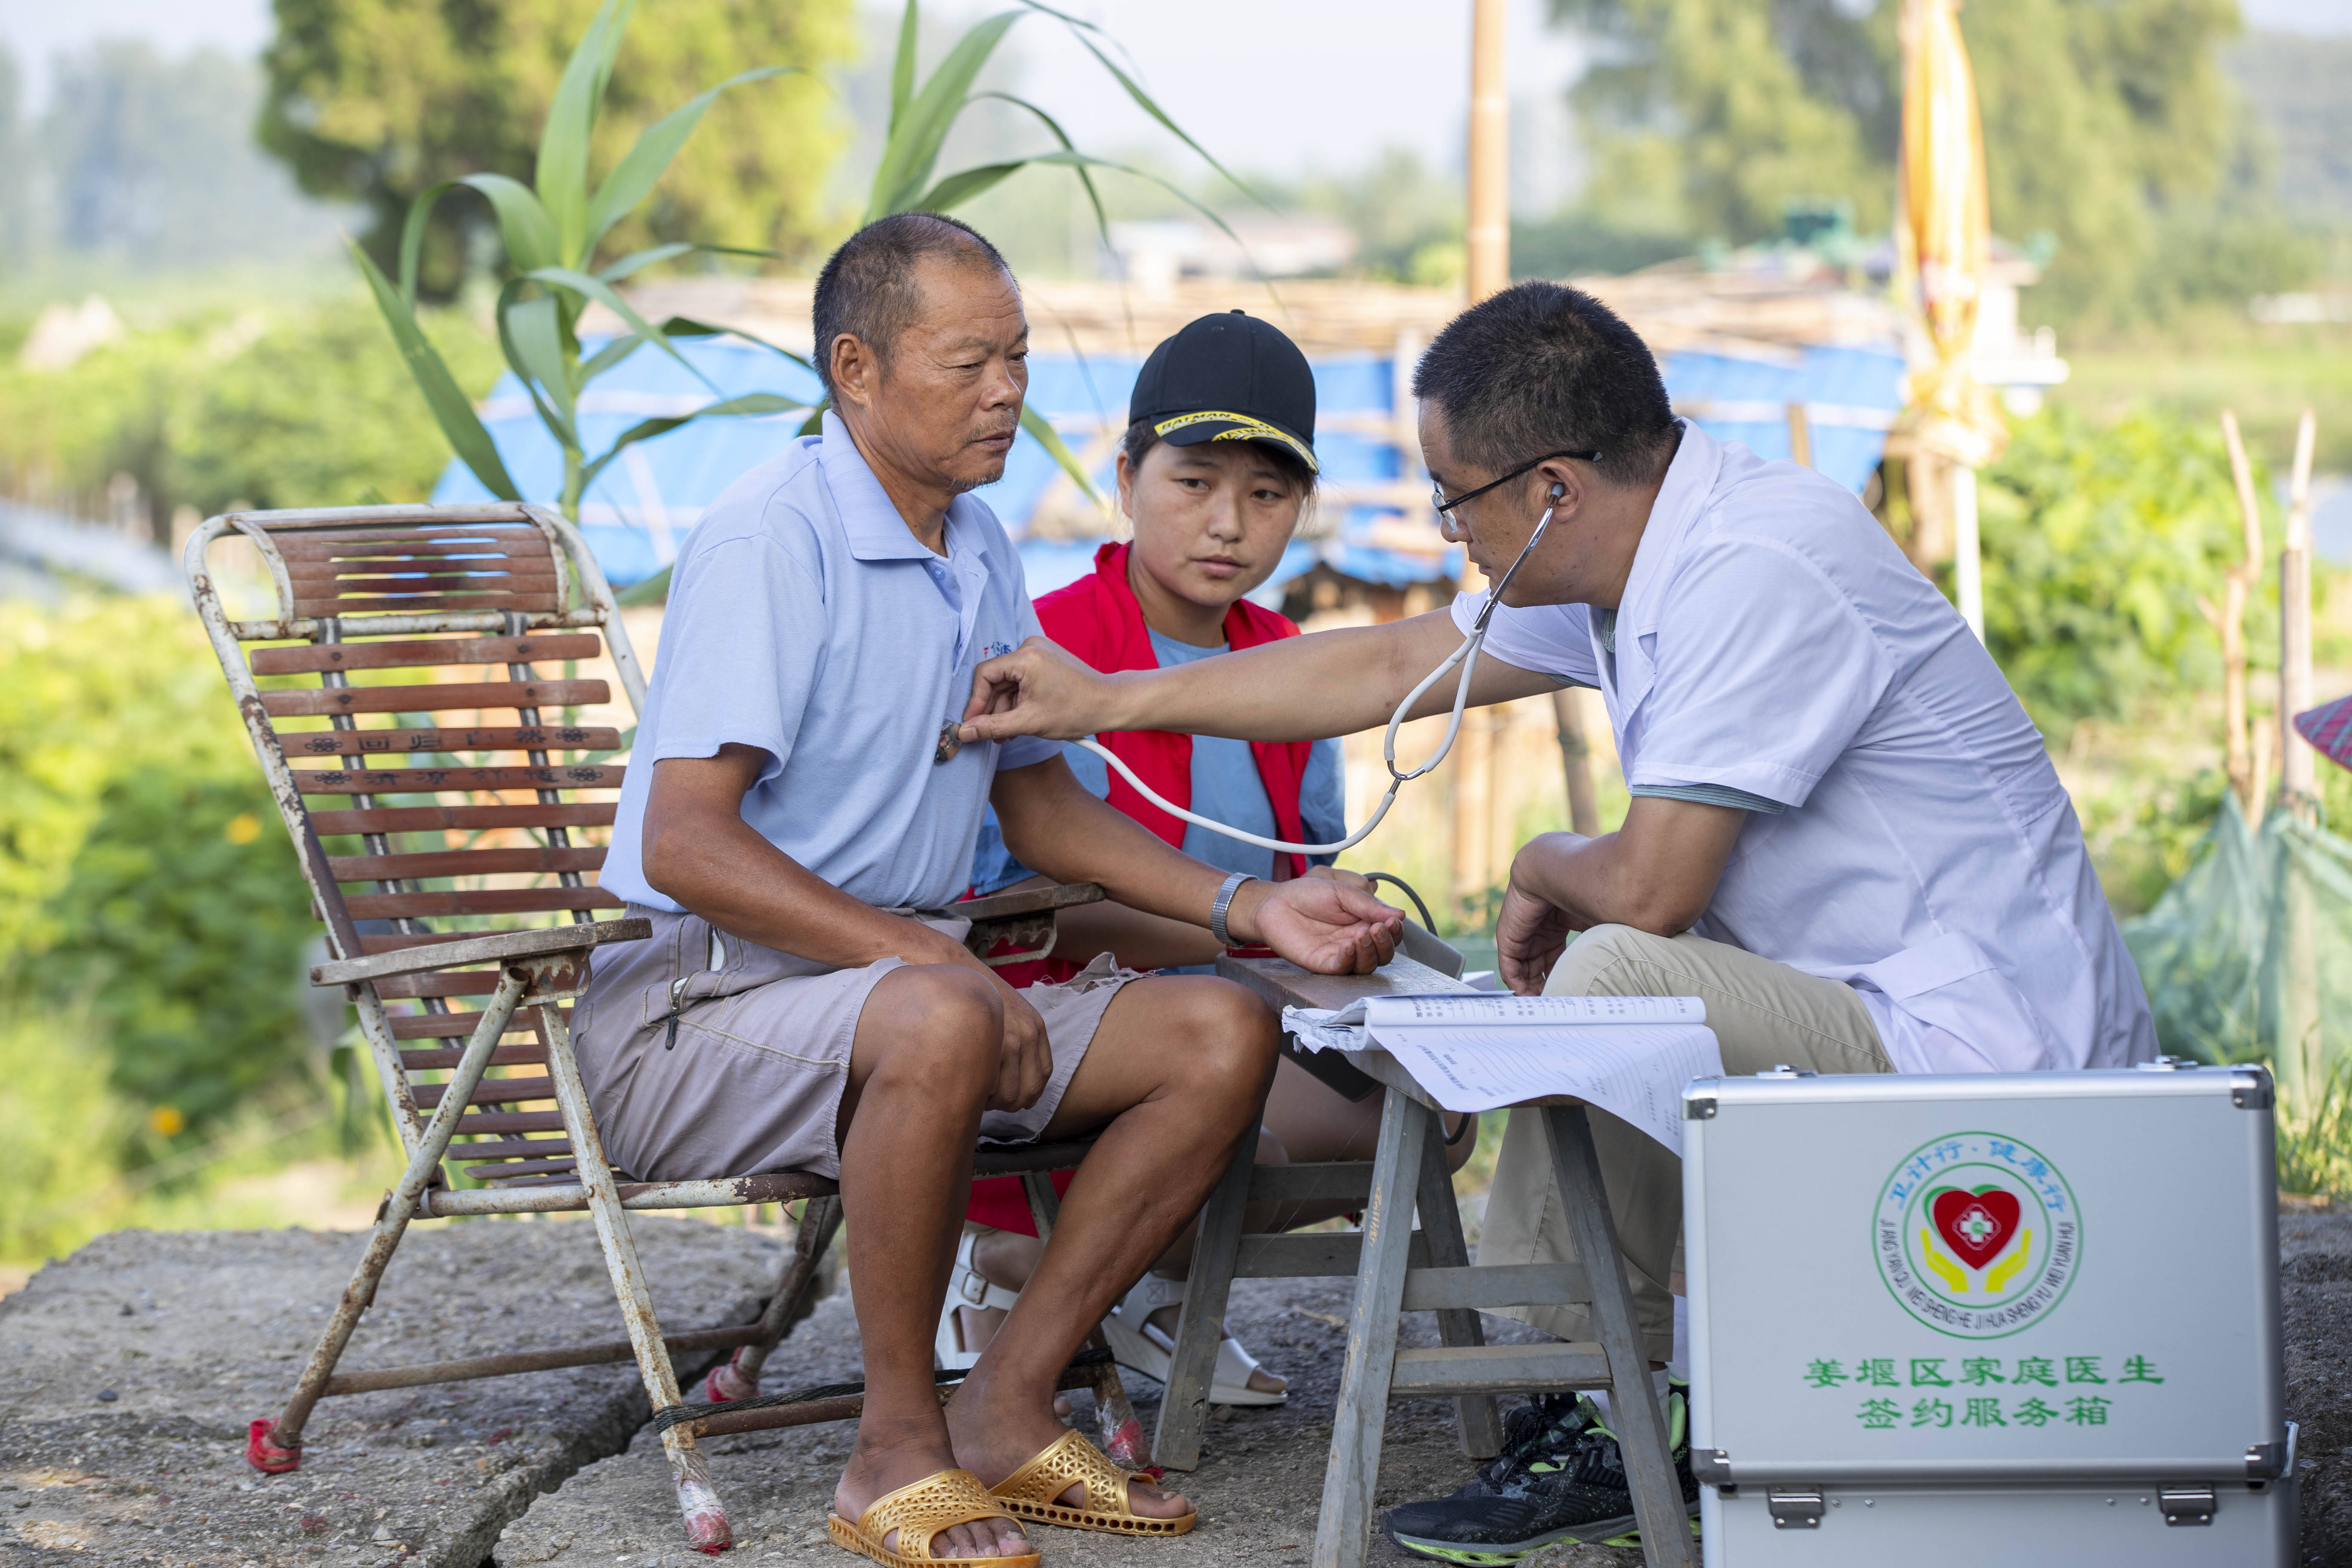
left=1117, top=438, right=1308, bottom=613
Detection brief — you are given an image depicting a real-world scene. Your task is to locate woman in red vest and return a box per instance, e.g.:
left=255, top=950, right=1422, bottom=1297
left=946, top=312, right=1474, bottom=1405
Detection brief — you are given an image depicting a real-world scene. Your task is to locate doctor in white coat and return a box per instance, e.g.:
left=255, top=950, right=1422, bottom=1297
left=957, top=279, right=2156, bottom=1381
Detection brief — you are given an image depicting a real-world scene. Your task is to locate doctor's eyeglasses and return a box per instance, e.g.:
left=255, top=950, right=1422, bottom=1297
left=1431, top=448, right=1603, bottom=518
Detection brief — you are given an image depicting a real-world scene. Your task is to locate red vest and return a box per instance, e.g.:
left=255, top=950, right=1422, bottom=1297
left=1036, top=541, right=1315, bottom=882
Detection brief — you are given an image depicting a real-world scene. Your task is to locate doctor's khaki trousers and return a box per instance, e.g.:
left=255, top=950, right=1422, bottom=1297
left=1477, top=924, right=1894, bottom=1362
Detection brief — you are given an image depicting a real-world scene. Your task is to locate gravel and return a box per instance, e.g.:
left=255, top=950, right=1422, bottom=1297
left=0, top=1219, right=788, bottom=1568
left=5, top=1214, right=2348, bottom=1566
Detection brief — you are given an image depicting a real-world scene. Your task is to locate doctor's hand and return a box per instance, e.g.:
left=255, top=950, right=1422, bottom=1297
left=1228, top=878, right=1404, bottom=975
left=1496, top=855, right=1583, bottom=995
left=961, top=637, right=1120, bottom=744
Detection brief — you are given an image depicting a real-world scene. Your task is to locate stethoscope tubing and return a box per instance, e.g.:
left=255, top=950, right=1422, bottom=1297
left=1073, top=502, right=1558, bottom=858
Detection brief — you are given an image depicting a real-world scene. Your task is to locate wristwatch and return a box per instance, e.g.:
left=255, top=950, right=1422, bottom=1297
left=1210, top=872, right=1258, bottom=949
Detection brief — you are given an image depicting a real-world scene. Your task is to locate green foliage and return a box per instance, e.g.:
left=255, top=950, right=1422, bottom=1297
left=1975, top=405, right=2265, bottom=727
left=0, top=598, right=316, bottom=1141
left=258, top=0, right=854, bottom=302
left=0, top=298, right=500, bottom=529
left=10, top=42, right=338, bottom=272
left=1549, top=0, right=2293, bottom=324
left=0, top=997, right=129, bottom=1260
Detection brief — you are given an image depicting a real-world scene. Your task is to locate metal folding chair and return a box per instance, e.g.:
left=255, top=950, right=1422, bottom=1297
left=188, top=502, right=1130, bottom=1553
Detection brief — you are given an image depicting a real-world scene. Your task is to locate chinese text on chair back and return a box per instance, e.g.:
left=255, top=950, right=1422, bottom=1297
left=1683, top=1062, right=2294, bottom=1565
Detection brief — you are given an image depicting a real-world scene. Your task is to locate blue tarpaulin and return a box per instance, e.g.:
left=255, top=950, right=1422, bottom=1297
left=434, top=330, right=1905, bottom=594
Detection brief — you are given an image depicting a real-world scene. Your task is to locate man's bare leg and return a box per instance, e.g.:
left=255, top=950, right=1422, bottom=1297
left=955, top=1057, right=1477, bottom=1395
left=830, top=963, right=1034, bottom=1561
left=945, top=975, right=1280, bottom=1516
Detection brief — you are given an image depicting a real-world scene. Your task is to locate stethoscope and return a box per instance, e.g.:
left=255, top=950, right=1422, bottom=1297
left=1075, top=484, right=1563, bottom=856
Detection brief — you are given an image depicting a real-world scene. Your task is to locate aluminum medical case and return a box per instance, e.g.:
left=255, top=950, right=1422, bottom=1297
left=1682, top=1062, right=2295, bottom=1565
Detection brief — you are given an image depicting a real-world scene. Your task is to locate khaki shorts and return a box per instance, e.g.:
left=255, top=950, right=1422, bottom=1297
left=573, top=904, right=1143, bottom=1182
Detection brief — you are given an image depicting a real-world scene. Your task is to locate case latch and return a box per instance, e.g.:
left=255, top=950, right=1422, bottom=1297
left=2158, top=1484, right=2216, bottom=1526
left=1767, top=1488, right=1825, bottom=1529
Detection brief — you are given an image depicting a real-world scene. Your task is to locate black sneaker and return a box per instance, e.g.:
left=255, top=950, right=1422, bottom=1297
left=1383, top=1381, right=1698, bottom=1565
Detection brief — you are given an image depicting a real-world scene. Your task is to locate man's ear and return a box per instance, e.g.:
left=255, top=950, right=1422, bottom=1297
left=829, top=333, right=877, bottom=411
left=1533, top=458, right=1589, bottom=516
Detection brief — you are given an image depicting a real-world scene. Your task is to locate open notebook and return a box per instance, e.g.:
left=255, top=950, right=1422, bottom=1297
left=1282, top=994, right=1724, bottom=1154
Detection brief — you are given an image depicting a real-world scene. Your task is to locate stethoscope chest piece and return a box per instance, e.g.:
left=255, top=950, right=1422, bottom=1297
left=934, top=723, right=962, bottom=765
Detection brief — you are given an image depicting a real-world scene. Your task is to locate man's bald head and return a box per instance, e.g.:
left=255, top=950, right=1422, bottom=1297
left=812, top=213, right=1013, bottom=397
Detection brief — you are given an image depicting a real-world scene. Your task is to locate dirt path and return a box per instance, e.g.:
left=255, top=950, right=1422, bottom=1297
left=3, top=1214, right=2347, bottom=1566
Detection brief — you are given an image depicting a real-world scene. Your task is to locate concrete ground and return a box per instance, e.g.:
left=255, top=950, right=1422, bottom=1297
left=3, top=1214, right=2348, bottom=1567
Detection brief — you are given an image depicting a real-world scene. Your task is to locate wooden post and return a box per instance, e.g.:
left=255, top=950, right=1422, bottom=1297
left=2282, top=407, right=2319, bottom=823
left=1551, top=687, right=1602, bottom=836
left=2217, top=410, right=2265, bottom=821
left=1785, top=401, right=1813, bottom=469
left=1466, top=0, right=1508, bottom=303
left=1951, top=463, right=1984, bottom=640
left=1452, top=0, right=1508, bottom=925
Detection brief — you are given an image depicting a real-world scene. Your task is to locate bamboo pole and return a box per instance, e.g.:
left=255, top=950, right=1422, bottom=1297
left=1466, top=0, right=1509, bottom=304
left=1785, top=402, right=1813, bottom=469
left=2215, top=412, right=2265, bottom=820
left=1551, top=688, right=1602, bottom=836
left=1452, top=0, right=1508, bottom=922
left=2282, top=407, right=2319, bottom=823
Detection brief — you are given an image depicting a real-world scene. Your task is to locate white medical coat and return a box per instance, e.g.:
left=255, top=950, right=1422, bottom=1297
left=1453, top=421, right=2156, bottom=1075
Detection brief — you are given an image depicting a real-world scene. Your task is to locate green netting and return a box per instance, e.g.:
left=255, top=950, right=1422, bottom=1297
left=2121, top=793, right=2352, bottom=1112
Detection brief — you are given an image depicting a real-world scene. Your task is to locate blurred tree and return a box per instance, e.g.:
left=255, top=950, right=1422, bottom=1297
left=0, top=48, right=30, bottom=266
left=259, top=0, right=854, bottom=301
left=1550, top=0, right=2260, bottom=320
left=37, top=43, right=338, bottom=266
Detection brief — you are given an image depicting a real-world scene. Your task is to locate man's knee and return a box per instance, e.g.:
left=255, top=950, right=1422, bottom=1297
left=861, top=962, right=1001, bottom=1090
left=1549, top=923, right=1684, bottom=998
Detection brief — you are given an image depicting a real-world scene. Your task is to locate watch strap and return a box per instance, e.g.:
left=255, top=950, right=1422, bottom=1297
left=1210, top=872, right=1258, bottom=949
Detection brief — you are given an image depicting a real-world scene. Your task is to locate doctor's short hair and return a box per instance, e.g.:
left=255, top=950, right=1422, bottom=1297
left=1413, top=282, right=1678, bottom=488
left=811, top=212, right=1013, bottom=397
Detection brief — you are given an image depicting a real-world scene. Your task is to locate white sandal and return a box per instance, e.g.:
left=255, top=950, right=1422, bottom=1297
left=1100, top=1273, right=1287, bottom=1406
left=936, top=1225, right=1024, bottom=1370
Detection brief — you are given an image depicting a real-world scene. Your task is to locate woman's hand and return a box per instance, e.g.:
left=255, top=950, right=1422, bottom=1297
left=1231, top=878, right=1403, bottom=975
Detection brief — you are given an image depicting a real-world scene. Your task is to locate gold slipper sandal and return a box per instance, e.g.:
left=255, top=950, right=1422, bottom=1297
left=988, top=1429, right=1197, bottom=1537
left=828, top=1468, right=1041, bottom=1567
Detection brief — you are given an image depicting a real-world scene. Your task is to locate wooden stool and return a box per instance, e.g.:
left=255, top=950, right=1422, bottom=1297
left=1185, top=952, right=1698, bottom=1568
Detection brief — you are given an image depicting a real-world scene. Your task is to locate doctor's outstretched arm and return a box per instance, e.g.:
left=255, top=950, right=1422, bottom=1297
left=959, top=609, right=1562, bottom=745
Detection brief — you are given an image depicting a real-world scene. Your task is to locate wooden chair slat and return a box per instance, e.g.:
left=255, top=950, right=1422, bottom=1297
left=289, top=574, right=562, bottom=597
left=262, top=679, right=608, bottom=717
left=340, top=887, right=625, bottom=919
left=315, top=803, right=618, bottom=836
left=278, top=725, right=622, bottom=760
left=414, top=1075, right=555, bottom=1110
left=328, top=846, right=606, bottom=880
left=290, top=592, right=564, bottom=617
left=401, top=1043, right=548, bottom=1070
left=282, top=561, right=560, bottom=584
left=386, top=1009, right=562, bottom=1040
left=291, top=763, right=623, bottom=794
left=251, top=634, right=602, bottom=675
left=446, top=1136, right=574, bottom=1161
left=459, top=1157, right=579, bottom=1179
left=454, top=1109, right=567, bottom=1136
left=377, top=970, right=524, bottom=1000
left=269, top=526, right=545, bottom=551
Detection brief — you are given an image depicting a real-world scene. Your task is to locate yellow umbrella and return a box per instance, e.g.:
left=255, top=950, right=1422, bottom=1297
left=1895, top=0, right=2006, bottom=635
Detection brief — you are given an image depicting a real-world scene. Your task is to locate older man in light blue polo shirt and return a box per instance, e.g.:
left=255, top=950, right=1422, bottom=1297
left=576, top=213, right=1406, bottom=1562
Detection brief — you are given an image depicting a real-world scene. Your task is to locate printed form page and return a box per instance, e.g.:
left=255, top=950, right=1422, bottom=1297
left=1357, top=995, right=1722, bottom=1154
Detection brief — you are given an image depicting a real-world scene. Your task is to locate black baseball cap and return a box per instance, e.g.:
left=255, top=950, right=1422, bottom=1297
left=1128, top=310, right=1317, bottom=474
